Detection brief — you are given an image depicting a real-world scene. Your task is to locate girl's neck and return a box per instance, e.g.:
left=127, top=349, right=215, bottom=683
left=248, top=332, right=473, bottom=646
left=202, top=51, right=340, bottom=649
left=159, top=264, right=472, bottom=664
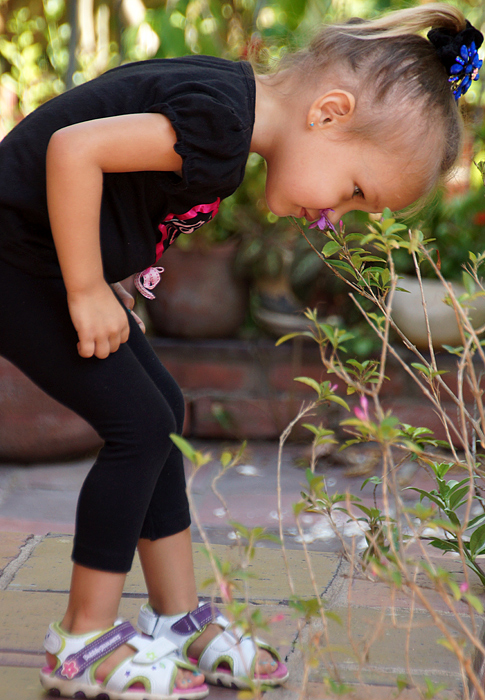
left=251, top=72, right=292, bottom=160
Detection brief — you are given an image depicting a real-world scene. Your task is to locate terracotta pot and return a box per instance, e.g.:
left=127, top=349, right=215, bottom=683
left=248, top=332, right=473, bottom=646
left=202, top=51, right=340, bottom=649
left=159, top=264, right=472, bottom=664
left=0, top=357, right=102, bottom=463
left=392, top=274, right=485, bottom=349
left=146, top=242, right=248, bottom=338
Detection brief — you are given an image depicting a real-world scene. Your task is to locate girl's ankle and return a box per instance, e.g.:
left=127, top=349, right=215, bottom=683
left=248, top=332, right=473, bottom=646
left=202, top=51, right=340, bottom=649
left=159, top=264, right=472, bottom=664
left=59, top=615, right=116, bottom=636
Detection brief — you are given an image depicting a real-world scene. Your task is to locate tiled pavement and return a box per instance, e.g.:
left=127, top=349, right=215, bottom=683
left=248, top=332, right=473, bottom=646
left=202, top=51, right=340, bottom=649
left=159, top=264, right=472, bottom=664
left=0, top=441, right=484, bottom=699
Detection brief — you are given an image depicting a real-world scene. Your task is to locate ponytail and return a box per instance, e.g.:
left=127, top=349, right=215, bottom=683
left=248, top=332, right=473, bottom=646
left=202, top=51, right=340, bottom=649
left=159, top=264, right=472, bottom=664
left=329, top=4, right=465, bottom=41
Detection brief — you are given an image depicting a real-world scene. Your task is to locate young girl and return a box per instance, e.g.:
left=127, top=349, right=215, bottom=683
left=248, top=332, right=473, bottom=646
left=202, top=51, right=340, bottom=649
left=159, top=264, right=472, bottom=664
left=0, top=3, right=481, bottom=698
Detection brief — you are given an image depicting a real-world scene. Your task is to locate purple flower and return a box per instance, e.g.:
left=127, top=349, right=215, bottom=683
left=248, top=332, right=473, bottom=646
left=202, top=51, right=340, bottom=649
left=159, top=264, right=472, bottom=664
left=459, top=581, right=469, bottom=593
left=309, top=209, right=336, bottom=232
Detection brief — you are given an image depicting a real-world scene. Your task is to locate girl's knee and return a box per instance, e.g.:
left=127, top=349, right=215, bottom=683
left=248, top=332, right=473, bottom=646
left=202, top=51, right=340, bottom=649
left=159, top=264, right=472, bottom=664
left=161, top=379, right=185, bottom=435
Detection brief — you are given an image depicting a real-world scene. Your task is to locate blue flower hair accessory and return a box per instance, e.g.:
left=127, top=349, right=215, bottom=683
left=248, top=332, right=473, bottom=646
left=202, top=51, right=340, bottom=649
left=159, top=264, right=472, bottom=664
left=428, top=20, right=483, bottom=99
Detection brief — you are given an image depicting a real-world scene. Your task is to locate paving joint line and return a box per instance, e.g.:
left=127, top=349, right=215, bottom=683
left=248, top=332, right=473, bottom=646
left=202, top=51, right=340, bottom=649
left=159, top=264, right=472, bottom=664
left=282, top=553, right=345, bottom=671
left=321, top=552, right=345, bottom=599
left=0, top=534, right=44, bottom=590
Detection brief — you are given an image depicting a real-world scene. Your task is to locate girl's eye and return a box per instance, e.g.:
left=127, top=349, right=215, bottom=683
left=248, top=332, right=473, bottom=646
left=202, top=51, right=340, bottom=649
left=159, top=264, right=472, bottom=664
left=352, top=186, right=364, bottom=199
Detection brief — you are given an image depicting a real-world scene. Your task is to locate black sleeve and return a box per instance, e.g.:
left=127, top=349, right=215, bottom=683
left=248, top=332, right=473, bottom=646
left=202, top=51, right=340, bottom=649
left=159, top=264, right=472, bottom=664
left=147, top=92, right=248, bottom=195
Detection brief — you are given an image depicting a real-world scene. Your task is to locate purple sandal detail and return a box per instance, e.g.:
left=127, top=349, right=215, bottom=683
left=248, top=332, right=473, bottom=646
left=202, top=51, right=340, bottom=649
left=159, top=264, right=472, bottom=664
left=40, top=618, right=208, bottom=699
left=138, top=602, right=289, bottom=690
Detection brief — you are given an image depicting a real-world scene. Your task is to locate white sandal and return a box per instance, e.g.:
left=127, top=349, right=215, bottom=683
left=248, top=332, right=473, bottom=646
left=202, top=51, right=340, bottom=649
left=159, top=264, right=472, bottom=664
left=138, top=602, right=289, bottom=690
left=40, top=618, right=209, bottom=699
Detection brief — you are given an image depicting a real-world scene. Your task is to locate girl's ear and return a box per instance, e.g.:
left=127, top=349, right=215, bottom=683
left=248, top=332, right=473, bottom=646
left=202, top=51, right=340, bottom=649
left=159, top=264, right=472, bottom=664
left=307, top=90, right=355, bottom=128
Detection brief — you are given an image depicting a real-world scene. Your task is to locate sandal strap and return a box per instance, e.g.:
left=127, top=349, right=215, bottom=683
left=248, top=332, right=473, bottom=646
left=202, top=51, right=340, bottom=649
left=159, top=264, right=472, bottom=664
left=171, top=603, right=221, bottom=637
left=55, top=620, right=137, bottom=680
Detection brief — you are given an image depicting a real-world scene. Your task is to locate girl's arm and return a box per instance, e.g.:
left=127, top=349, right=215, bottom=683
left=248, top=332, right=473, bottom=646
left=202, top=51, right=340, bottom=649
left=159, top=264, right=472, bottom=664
left=46, top=113, right=182, bottom=359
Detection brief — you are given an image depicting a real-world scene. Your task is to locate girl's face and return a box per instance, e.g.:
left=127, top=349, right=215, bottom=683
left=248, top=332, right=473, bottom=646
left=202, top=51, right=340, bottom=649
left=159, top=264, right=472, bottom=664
left=264, top=130, right=425, bottom=225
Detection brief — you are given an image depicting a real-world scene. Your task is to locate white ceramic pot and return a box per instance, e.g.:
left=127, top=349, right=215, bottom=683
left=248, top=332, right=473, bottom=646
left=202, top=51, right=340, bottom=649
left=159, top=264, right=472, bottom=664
left=391, top=274, right=485, bottom=349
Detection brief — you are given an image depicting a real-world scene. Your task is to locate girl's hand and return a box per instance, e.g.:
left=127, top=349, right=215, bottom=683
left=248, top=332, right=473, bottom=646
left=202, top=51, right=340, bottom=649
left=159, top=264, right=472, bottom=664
left=68, top=282, right=130, bottom=359
left=111, top=282, right=146, bottom=334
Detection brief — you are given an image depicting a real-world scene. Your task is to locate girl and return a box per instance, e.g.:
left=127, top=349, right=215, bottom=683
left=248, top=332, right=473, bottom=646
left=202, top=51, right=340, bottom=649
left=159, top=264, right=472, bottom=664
left=0, top=4, right=481, bottom=699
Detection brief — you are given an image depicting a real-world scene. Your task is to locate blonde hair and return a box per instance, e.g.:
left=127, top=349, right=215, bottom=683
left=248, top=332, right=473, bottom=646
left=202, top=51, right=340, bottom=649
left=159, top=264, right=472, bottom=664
left=274, top=4, right=467, bottom=190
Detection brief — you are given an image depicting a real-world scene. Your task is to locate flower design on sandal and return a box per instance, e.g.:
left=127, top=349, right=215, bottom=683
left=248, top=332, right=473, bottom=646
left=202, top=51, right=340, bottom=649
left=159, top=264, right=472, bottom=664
left=449, top=41, right=483, bottom=99
left=61, top=659, right=80, bottom=679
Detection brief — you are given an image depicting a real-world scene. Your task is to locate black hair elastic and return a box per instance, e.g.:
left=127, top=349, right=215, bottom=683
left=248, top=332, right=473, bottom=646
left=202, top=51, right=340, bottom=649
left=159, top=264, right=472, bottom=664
left=428, top=20, right=483, bottom=99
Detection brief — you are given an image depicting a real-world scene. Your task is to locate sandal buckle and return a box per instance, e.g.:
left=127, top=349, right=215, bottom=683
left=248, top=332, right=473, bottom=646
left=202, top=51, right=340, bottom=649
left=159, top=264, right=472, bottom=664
left=188, top=612, right=202, bottom=631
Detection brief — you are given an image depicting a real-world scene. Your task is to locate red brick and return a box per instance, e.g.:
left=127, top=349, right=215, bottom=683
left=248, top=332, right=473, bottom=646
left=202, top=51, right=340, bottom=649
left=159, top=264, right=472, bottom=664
left=380, top=399, right=462, bottom=446
left=165, top=360, right=251, bottom=392
left=440, top=372, right=485, bottom=405
left=268, top=363, right=340, bottom=393
left=191, top=397, right=331, bottom=440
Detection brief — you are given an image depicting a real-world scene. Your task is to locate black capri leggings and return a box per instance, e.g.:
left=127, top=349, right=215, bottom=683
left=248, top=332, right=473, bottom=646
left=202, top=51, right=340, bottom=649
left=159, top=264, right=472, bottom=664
left=0, top=257, right=190, bottom=573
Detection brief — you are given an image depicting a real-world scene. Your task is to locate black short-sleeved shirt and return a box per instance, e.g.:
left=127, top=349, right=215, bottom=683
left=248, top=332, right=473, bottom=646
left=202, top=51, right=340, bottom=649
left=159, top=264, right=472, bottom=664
left=0, top=55, right=256, bottom=282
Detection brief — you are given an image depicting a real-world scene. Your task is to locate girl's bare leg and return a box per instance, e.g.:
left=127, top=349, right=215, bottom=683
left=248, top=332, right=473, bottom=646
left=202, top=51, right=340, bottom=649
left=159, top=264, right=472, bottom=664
left=138, top=527, right=277, bottom=674
left=45, top=562, right=204, bottom=689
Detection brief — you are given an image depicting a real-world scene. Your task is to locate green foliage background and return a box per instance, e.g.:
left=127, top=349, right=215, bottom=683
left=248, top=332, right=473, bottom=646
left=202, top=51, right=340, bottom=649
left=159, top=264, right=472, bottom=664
left=0, top=0, right=483, bottom=297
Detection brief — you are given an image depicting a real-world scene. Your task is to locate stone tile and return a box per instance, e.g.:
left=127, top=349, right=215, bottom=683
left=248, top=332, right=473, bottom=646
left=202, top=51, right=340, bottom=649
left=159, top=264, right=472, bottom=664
left=0, top=667, right=45, bottom=700
left=0, top=590, right=70, bottom=651
left=0, top=465, right=15, bottom=491
left=0, top=489, right=79, bottom=524
left=331, top=557, right=485, bottom=617
left=10, top=461, right=91, bottom=491
left=0, top=589, right=162, bottom=653
left=0, top=532, right=30, bottom=575
left=6, top=535, right=74, bottom=593
left=9, top=536, right=340, bottom=604
left=300, top=606, right=473, bottom=690
left=190, top=490, right=302, bottom=528
left=340, top=574, right=483, bottom=616
left=0, top=589, right=295, bottom=659
left=0, top=518, right=74, bottom=535
left=0, top=651, right=44, bottom=668
left=277, top=681, right=432, bottom=700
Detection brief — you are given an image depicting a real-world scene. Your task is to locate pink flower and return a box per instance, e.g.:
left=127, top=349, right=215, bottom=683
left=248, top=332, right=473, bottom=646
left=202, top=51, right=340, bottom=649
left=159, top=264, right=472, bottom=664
left=459, top=581, right=469, bottom=593
left=270, top=614, right=285, bottom=623
left=354, top=395, right=369, bottom=421
left=219, top=580, right=232, bottom=602
left=61, top=660, right=80, bottom=679
left=309, top=209, right=336, bottom=232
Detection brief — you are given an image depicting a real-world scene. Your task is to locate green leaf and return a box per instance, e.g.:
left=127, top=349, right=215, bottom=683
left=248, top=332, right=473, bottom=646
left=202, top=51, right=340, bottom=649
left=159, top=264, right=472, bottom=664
left=466, top=512, right=485, bottom=530
left=276, top=332, right=308, bottom=346
left=326, top=259, right=357, bottom=277
left=427, top=538, right=461, bottom=554
left=361, top=476, right=383, bottom=489
left=462, top=271, right=475, bottom=295
left=449, top=485, right=471, bottom=511
left=294, top=376, right=321, bottom=394
left=405, top=487, right=444, bottom=509
left=170, top=433, right=197, bottom=462
left=469, top=523, right=485, bottom=558
left=328, top=395, right=350, bottom=411
left=396, top=674, right=410, bottom=692
left=464, top=593, right=484, bottom=614
left=321, top=240, right=341, bottom=257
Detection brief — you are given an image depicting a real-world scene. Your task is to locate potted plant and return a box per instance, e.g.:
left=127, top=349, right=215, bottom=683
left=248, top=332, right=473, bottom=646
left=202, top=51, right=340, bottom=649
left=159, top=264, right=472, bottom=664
left=145, top=219, right=249, bottom=338
left=392, top=167, right=485, bottom=350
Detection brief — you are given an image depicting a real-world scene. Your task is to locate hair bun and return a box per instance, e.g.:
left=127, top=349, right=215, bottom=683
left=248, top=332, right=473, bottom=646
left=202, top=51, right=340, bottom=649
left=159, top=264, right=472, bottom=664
left=428, top=20, right=483, bottom=98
